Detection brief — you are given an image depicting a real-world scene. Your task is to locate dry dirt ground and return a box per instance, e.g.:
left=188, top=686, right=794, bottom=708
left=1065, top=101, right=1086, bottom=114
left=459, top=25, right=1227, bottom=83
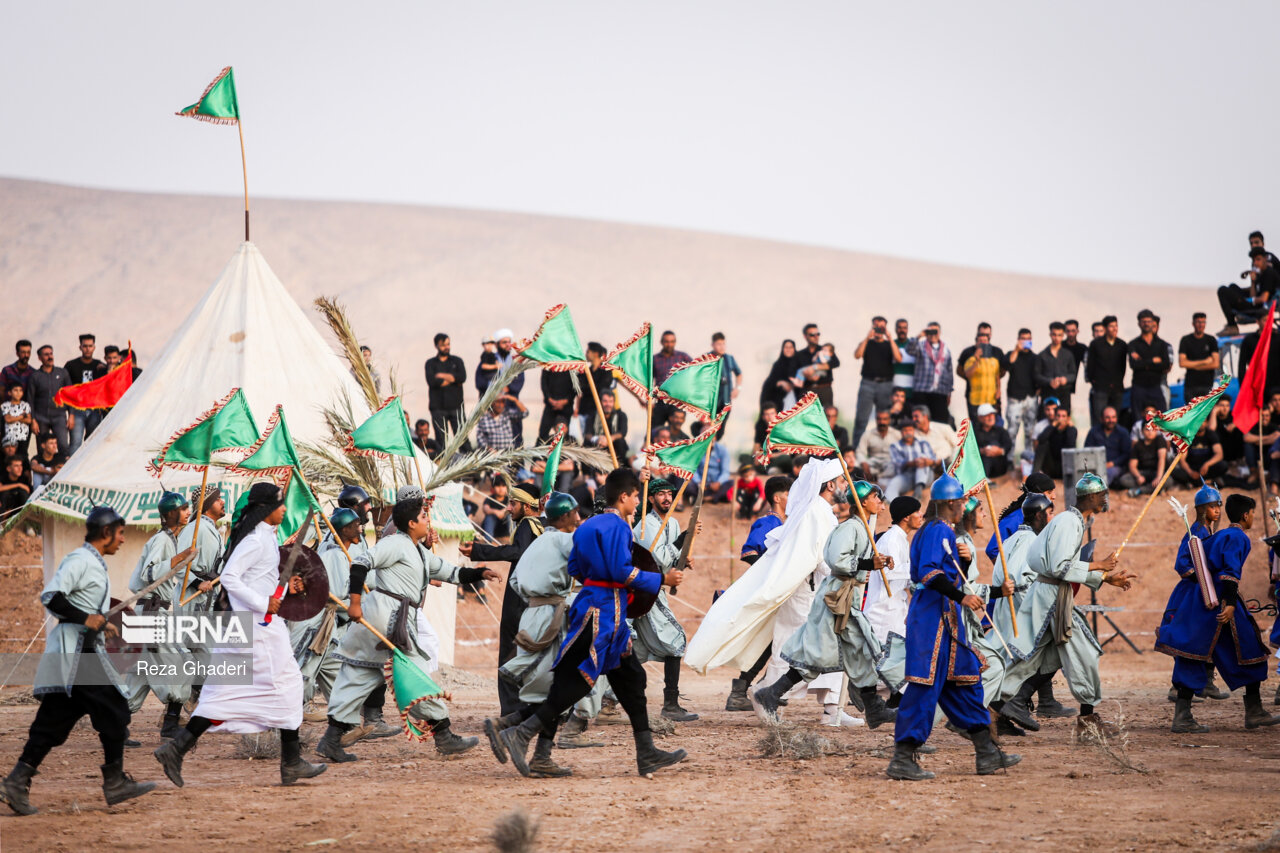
left=2, top=482, right=1280, bottom=852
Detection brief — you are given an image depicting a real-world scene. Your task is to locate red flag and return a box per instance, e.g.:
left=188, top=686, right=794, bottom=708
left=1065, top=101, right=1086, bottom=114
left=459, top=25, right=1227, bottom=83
left=1233, top=301, right=1276, bottom=433
left=55, top=349, right=135, bottom=411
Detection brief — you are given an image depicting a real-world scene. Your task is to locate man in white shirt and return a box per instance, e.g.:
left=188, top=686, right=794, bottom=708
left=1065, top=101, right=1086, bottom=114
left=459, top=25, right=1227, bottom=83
left=865, top=496, right=921, bottom=644
left=911, top=406, right=958, bottom=472
left=855, top=410, right=900, bottom=488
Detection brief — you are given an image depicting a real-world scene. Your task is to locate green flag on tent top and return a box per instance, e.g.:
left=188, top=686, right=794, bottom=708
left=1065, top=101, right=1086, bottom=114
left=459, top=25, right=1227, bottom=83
left=1150, top=374, right=1232, bottom=454
left=382, top=647, right=448, bottom=741
left=277, top=469, right=320, bottom=544
left=148, top=388, right=260, bottom=475
left=232, top=405, right=301, bottom=476
left=655, top=353, right=723, bottom=421
left=947, top=419, right=988, bottom=499
left=648, top=412, right=726, bottom=479
left=542, top=424, right=567, bottom=497
left=176, top=66, right=240, bottom=125
left=513, top=304, right=589, bottom=371
left=755, top=392, right=838, bottom=464
left=346, top=396, right=416, bottom=459
left=604, top=323, right=654, bottom=404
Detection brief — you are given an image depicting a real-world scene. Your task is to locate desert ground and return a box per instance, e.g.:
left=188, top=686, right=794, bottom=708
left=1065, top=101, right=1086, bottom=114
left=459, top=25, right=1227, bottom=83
left=2, top=478, right=1279, bottom=852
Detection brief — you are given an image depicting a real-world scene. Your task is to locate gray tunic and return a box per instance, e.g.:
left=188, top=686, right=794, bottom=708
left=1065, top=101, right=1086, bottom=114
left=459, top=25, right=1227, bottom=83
left=124, top=528, right=192, bottom=708
left=499, top=529, right=575, bottom=703
left=174, top=515, right=225, bottom=616
left=34, top=544, right=125, bottom=697
left=128, top=528, right=179, bottom=599
left=989, top=525, right=1037, bottom=646
left=629, top=511, right=686, bottom=662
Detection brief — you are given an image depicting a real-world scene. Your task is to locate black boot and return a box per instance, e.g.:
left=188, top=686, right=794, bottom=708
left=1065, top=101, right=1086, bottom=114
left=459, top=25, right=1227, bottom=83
left=1000, top=682, right=1041, bottom=732
left=498, top=717, right=544, bottom=777
left=557, top=713, right=603, bottom=749
left=996, top=717, right=1027, bottom=738
left=1204, top=672, right=1230, bottom=701
left=972, top=727, right=1021, bottom=775
left=484, top=711, right=524, bottom=763
left=152, top=728, right=198, bottom=787
left=661, top=688, right=699, bottom=722
left=528, top=735, right=572, bottom=778
left=634, top=730, right=687, bottom=777
left=101, top=762, right=155, bottom=807
left=725, top=678, right=753, bottom=712
left=361, top=704, right=401, bottom=740
left=1035, top=681, right=1077, bottom=718
left=280, top=739, right=327, bottom=785
left=160, top=702, right=184, bottom=740
left=750, top=678, right=790, bottom=720
left=315, top=720, right=359, bottom=763
left=945, top=720, right=974, bottom=742
left=886, top=741, right=934, bottom=781
left=1, top=761, right=37, bottom=815
left=432, top=720, right=479, bottom=756
left=859, top=686, right=896, bottom=730
left=1171, top=696, right=1209, bottom=733
left=1244, top=691, right=1280, bottom=729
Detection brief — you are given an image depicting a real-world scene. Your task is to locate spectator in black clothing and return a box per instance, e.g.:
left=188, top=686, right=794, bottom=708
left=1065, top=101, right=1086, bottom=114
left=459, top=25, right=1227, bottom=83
left=1062, top=319, right=1088, bottom=390
left=1172, top=423, right=1225, bottom=487
left=412, top=418, right=441, bottom=459
left=973, top=403, right=1013, bottom=478
left=539, top=368, right=578, bottom=442
left=584, top=389, right=629, bottom=460
left=1247, top=231, right=1280, bottom=271
left=792, top=323, right=839, bottom=407
left=1128, top=311, right=1171, bottom=422
left=760, top=340, right=797, bottom=410
left=1034, top=322, right=1076, bottom=413
left=886, top=387, right=912, bottom=430
left=1244, top=392, right=1280, bottom=472
left=579, top=341, right=615, bottom=428
left=1086, top=314, right=1127, bottom=427
left=1084, top=406, right=1132, bottom=486
left=1177, top=312, right=1220, bottom=400
left=666, top=409, right=690, bottom=443
left=1005, top=327, right=1037, bottom=450
left=752, top=403, right=779, bottom=459
left=1121, top=421, right=1168, bottom=495
left=1035, top=407, right=1077, bottom=480
left=0, top=456, right=31, bottom=513
left=29, top=345, right=70, bottom=454
left=30, top=433, right=65, bottom=489
left=1090, top=320, right=1105, bottom=340
left=1209, top=395, right=1252, bottom=488
left=475, top=335, right=499, bottom=394
left=1218, top=246, right=1280, bottom=333
left=425, top=333, right=467, bottom=444
left=63, top=334, right=104, bottom=453
left=825, top=405, right=850, bottom=451
left=852, top=316, right=900, bottom=448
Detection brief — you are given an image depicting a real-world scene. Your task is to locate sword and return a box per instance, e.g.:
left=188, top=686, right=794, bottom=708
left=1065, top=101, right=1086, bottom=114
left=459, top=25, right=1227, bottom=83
left=261, top=506, right=316, bottom=626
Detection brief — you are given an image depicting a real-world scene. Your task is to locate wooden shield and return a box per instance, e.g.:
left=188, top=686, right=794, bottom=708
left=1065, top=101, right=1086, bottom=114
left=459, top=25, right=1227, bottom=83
left=275, top=544, right=331, bottom=622
left=626, top=543, right=661, bottom=619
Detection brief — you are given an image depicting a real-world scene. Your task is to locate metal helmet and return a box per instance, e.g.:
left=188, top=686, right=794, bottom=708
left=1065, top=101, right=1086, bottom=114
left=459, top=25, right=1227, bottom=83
left=1194, top=484, right=1222, bottom=507
left=1075, top=472, right=1107, bottom=497
left=157, top=491, right=189, bottom=516
left=847, top=480, right=884, bottom=504
left=85, top=505, right=125, bottom=538
left=544, top=492, right=579, bottom=522
left=1022, top=493, right=1053, bottom=516
left=929, top=474, right=965, bottom=502
left=330, top=507, right=360, bottom=531
left=338, top=485, right=371, bottom=509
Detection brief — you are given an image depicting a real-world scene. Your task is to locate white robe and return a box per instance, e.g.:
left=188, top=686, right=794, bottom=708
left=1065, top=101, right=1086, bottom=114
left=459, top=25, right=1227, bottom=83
left=864, top=523, right=912, bottom=644
left=194, top=522, right=304, bottom=733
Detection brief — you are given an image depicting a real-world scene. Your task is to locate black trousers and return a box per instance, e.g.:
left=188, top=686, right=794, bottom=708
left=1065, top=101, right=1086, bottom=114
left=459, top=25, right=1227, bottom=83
left=20, top=685, right=131, bottom=768
left=914, top=391, right=951, bottom=424
left=527, top=627, right=650, bottom=735
left=1218, top=284, right=1266, bottom=326
left=497, top=574, right=528, bottom=715
left=538, top=406, right=572, bottom=443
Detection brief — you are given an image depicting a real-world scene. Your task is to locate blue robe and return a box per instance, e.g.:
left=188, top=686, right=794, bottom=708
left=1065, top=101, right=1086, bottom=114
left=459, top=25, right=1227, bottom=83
left=1267, top=541, right=1280, bottom=649
left=1154, top=523, right=1212, bottom=660
left=558, top=512, right=663, bottom=685
left=984, top=508, right=1022, bottom=564
left=741, top=514, right=782, bottom=561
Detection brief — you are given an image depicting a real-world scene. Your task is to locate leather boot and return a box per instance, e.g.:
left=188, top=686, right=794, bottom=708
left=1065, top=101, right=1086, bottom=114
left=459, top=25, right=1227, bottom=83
left=153, top=727, right=198, bottom=787
left=725, top=678, right=753, bottom=712
left=557, top=713, right=603, bottom=749
left=1204, top=673, right=1230, bottom=701
left=484, top=712, right=525, bottom=763
left=432, top=722, right=479, bottom=756
left=315, top=720, right=359, bottom=763
left=160, top=702, right=184, bottom=740
left=1171, top=697, right=1209, bottom=733
left=886, top=741, right=934, bottom=781
left=596, top=695, right=624, bottom=725
left=1000, top=682, right=1041, bottom=732
left=996, top=717, right=1026, bottom=738
left=303, top=702, right=328, bottom=723
left=360, top=705, right=401, bottom=740
left=634, top=730, right=686, bottom=777
left=1274, top=681, right=1280, bottom=706
left=1244, top=691, right=1280, bottom=729
left=101, top=762, right=155, bottom=806
left=973, top=728, right=1021, bottom=775
left=280, top=738, right=327, bottom=785
left=750, top=678, right=789, bottom=721
left=1035, top=681, right=1077, bottom=718
left=528, top=736, right=572, bottom=778
left=860, top=686, right=896, bottom=730
left=499, top=717, right=544, bottom=777
left=945, top=720, right=974, bottom=742
left=1, top=761, right=38, bottom=815
left=661, top=688, right=699, bottom=722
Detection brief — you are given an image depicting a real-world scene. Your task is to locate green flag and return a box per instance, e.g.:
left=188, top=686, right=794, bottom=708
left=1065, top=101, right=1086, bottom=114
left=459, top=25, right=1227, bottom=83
left=947, top=419, right=988, bottom=498
left=604, top=323, right=654, bottom=404
left=277, top=469, right=320, bottom=544
left=755, top=392, right=838, bottom=464
left=383, top=648, right=448, bottom=741
left=649, top=413, right=726, bottom=478
left=232, top=405, right=301, bottom=476
left=542, top=424, right=567, bottom=497
left=176, top=66, right=240, bottom=125
left=346, top=396, right=416, bottom=459
left=513, top=304, right=589, bottom=370
left=1150, top=374, right=1231, bottom=454
left=148, top=388, right=260, bottom=474
left=656, top=353, right=723, bottom=421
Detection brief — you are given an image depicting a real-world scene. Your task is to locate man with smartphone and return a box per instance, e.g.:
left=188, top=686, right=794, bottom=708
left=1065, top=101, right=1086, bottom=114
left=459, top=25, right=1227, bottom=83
left=957, top=323, right=1006, bottom=425
left=852, top=316, right=901, bottom=449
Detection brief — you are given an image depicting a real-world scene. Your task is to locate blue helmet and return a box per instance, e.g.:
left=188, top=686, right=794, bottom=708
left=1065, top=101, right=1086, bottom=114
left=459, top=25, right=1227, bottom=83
left=929, top=474, right=964, bottom=502
left=1194, top=484, right=1222, bottom=507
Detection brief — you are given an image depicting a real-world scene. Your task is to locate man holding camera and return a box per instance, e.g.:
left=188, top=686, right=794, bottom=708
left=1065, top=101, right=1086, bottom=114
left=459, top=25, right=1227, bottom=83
left=852, top=316, right=901, bottom=449
left=957, top=323, right=1006, bottom=425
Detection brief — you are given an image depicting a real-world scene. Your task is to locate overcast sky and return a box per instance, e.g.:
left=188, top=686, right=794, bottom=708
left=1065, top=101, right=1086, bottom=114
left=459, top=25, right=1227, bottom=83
left=4, top=2, right=1274, bottom=285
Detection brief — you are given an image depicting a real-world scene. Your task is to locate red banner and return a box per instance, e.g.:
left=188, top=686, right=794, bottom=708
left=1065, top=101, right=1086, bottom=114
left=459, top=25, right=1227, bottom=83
left=55, top=351, right=134, bottom=411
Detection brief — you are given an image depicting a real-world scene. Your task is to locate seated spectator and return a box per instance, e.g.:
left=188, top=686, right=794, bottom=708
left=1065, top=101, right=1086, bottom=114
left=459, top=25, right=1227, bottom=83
left=1218, top=246, right=1280, bottom=334
left=1020, top=396, right=1059, bottom=478
left=1172, top=423, right=1226, bottom=487
left=911, top=405, right=957, bottom=472
left=886, top=422, right=935, bottom=500
left=29, top=434, right=65, bottom=489
left=2, top=383, right=33, bottom=459
left=1035, top=407, right=1077, bottom=480
left=690, top=427, right=731, bottom=504
left=752, top=403, right=779, bottom=458
left=855, top=410, right=900, bottom=485
left=481, top=477, right=512, bottom=540
left=972, top=403, right=1014, bottom=479
left=1129, top=404, right=1161, bottom=444
left=412, top=418, right=441, bottom=459
left=1084, top=406, right=1133, bottom=486
left=886, top=387, right=912, bottom=430
left=1244, top=392, right=1280, bottom=473
left=825, top=406, right=849, bottom=451
left=666, top=409, right=690, bottom=443
left=1120, top=422, right=1168, bottom=495
left=0, top=455, right=30, bottom=514
left=476, top=394, right=528, bottom=451
left=583, top=389, right=629, bottom=461
left=728, top=463, right=766, bottom=519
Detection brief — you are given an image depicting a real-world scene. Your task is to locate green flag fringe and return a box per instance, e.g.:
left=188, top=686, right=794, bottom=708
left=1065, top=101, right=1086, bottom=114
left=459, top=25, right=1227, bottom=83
left=1148, top=374, right=1232, bottom=454
left=654, top=352, right=723, bottom=421
left=754, top=392, right=838, bottom=465
left=230, top=405, right=297, bottom=477
left=603, top=322, right=653, bottom=404
left=175, top=66, right=239, bottom=125
left=513, top=303, right=590, bottom=372
left=946, top=418, right=988, bottom=499
left=147, top=387, right=251, bottom=475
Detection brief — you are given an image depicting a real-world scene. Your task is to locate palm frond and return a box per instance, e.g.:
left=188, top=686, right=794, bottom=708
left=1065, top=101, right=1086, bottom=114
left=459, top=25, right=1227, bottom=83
left=435, top=357, right=539, bottom=461
left=315, top=296, right=382, bottom=412
left=420, top=442, right=611, bottom=495
left=297, top=387, right=392, bottom=503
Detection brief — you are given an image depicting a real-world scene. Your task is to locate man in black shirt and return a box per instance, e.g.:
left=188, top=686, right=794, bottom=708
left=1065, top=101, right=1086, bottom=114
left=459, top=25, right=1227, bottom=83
left=1177, top=312, right=1220, bottom=400
left=1172, top=424, right=1225, bottom=486
left=63, top=334, right=104, bottom=453
left=852, top=316, right=900, bottom=448
left=1034, top=408, right=1077, bottom=480
left=1004, top=328, right=1037, bottom=450
left=791, top=323, right=839, bottom=407
left=825, top=405, right=850, bottom=451
left=412, top=419, right=441, bottom=459
left=538, top=369, right=577, bottom=442
left=1086, top=315, right=1127, bottom=427
left=973, top=404, right=1013, bottom=478
left=752, top=403, right=778, bottom=459
left=1127, top=312, right=1170, bottom=422
left=1034, top=322, right=1076, bottom=414
left=424, top=333, right=467, bottom=444
left=584, top=389, right=628, bottom=460
left=1218, top=247, right=1280, bottom=333
left=1063, top=319, right=1088, bottom=401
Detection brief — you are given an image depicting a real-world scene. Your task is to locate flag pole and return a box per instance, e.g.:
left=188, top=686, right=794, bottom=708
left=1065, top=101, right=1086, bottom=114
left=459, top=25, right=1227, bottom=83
left=639, top=396, right=655, bottom=539
left=238, top=121, right=249, bottom=241
left=982, top=480, right=1018, bottom=637
left=836, top=454, right=890, bottom=595
left=1259, top=413, right=1272, bottom=538
left=652, top=474, right=694, bottom=548
left=585, top=373, right=619, bottom=469
left=176, top=466, right=210, bottom=609
left=1115, top=449, right=1186, bottom=559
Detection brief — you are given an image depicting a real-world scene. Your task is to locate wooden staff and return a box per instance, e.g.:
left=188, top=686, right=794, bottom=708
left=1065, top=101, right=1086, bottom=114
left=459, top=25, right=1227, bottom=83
left=584, top=372, right=620, bottom=469
left=982, top=480, right=1018, bottom=637
left=176, top=466, right=210, bottom=607
left=326, top=593, right=453, bottom=702
left=639, top=396, right=655, bottom=538
left=836, top=453, right=890, bottom=595
left=651, top=474, right=693, bottom=549
left=1115, top=449, right=1186, bottom=559
left=1260, top=414, right=1272, bottom=537
left=238, top=121, right=250, bottom=241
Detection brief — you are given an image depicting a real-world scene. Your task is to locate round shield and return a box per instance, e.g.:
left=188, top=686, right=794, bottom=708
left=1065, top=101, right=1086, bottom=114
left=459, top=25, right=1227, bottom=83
left=626, top=543, right=661, bottom=619
left=275, top=544, right=331, bottom=622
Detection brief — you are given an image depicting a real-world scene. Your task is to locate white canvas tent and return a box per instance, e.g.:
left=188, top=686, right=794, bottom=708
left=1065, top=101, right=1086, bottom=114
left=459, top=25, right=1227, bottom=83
left=23, top=242, right=466, bottom=664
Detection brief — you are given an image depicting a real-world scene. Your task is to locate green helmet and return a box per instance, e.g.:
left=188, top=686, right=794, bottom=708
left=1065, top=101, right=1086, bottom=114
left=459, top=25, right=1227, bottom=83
left=847, top=480, right=883, bottom=504
left=648, top=477, right=675, bottom=495
left=330, top=507, right=360, bottom=531
left=1075, top=472, right=1107, bottom=496
left=544, top=492, right=579, bottom=522
left=157, top=491, right=189, bottom=516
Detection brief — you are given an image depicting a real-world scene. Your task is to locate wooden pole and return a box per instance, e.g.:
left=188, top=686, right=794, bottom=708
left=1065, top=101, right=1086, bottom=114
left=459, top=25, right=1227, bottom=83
left=982, top=480, right=1018, bottom=637
left=1259, top=414, right=1272, bottom=537
left=176, top=466, right=210, bottom=608
left=585, top=373, right=620, bottom=469
left=1115, top=449, right=1186, bottom=559
left=238, top=121, right=250, bottom=242
left=836, top=453, right=890, bottom=595
left=639, top=396, right=655, bottom=539
left=651, top=476, right=691, bottom=548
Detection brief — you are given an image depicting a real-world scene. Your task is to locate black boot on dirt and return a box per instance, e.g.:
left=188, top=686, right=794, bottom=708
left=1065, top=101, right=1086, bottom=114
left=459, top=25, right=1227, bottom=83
left=661, top=688, right=699, bottom=722
left=945, top=721, right=974, bottom=741
left=1035, top=682, right=1077, bottom=718
left=1244, top=692, right=1280, bottom=729
left=499, top=717, right=544, bottom=777
left=160, top=702, right=184, bottom=740
left=1000, top=686, right=1041, bottom=732
left=433, top=721, right=479, bottom=756
left=1204, top=674, right=1231, bottom=701
left=1171, top=697, right=1209, bottom=734
left=886, top=741, right=934, bottom=781
left=725, top=678, right=753, bottom=712
left=485, top=712, right=524, bottom=763
left=280, top=739, right=327, bottom=786
left=153, top=728, right=198, bottom=787
left=972, top=728, right=1021, bottom=775
left=996, top=717, right=1027, bottom=738
left=634, top=730, right=686, bottom=778
left=315, top=720, right=359, bottom=763
left=1, top=761, right=38, bottom=815
left=859, top=686, right=896, bottom=729
left=101, top=762, right=156, bottom=806
left=750, top=678, right=789, bottom=721
left=360, top=705, right=402, bottom=740
left=528, top=736, right=572, bottom=778
left=557, top=713, right=603, bottom=749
